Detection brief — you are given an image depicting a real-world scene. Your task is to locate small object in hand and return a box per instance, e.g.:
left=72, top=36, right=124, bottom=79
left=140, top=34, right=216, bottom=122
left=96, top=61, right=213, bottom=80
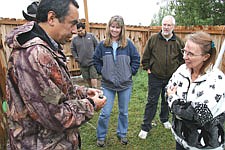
left=99, top=94, right=104, bottom=99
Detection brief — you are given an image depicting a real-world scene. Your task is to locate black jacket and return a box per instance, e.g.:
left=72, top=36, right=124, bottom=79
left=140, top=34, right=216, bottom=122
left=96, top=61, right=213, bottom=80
left=142, top=31, right=184, bottom=79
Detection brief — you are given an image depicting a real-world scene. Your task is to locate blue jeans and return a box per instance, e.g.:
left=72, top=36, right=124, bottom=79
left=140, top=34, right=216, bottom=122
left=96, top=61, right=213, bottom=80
left=141, top=73, right=169, bottom=132
left=96, top=86, right=132, bottom=140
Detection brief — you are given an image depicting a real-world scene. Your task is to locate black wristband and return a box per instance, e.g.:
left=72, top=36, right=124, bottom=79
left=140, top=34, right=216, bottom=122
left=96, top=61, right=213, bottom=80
left=87, top=97, right=95, bottom=109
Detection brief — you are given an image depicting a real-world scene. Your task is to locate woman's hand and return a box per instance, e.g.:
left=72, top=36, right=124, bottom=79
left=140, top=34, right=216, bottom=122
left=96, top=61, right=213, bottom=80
left=167, top=86, right=177, bottom=96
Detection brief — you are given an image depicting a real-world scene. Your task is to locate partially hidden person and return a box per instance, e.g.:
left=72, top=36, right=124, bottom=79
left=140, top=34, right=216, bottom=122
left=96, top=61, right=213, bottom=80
left=139, top=15, right=185, bottom=139
left=71, top=22, right=99, bottom=88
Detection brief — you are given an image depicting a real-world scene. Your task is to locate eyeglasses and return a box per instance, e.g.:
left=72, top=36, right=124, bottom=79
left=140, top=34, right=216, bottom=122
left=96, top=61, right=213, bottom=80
left=181, top=49, right=203, bottom=57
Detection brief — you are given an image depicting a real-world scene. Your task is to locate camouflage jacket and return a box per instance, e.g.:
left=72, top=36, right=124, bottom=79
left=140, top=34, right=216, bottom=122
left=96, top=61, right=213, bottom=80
left=5, top=21, right=95, bottom=150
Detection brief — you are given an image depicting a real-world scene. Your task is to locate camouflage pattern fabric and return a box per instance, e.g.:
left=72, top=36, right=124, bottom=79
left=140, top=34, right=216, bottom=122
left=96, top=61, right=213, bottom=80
left=5, top=21, right=95, bottom=150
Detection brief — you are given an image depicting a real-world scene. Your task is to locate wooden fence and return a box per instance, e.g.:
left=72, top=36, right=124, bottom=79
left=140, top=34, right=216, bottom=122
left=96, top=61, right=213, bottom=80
left=1, top=18, right=225, bottom=76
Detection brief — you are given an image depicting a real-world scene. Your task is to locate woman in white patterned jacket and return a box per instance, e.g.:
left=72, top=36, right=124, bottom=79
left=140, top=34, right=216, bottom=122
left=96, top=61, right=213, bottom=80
left=166, top=31, right=225, bottom=150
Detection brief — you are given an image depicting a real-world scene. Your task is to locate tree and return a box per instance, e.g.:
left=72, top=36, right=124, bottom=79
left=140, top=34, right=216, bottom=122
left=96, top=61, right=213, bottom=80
left=169, top=0, right=225, bottom=25
left=150, top=6, right=172, bottom=26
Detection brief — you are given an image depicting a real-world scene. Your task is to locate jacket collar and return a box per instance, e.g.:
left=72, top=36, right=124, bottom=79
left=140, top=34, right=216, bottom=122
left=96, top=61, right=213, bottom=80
left=158, top=30, right=176, bottom=41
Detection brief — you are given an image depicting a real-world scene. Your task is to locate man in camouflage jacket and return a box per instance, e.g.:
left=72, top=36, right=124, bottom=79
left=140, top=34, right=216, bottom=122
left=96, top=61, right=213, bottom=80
left=5, top=0, right=106, bottom=149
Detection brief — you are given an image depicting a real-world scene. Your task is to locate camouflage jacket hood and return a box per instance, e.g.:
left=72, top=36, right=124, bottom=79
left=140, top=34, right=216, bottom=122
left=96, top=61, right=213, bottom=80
left=6, top=21, right=59, bottom=50
left=5, top=21, right=95, bottom=150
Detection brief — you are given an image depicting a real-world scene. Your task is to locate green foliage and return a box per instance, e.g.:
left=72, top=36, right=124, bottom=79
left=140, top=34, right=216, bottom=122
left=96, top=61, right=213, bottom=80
left=169, top=0, right=225, bottom=25
left=150, top=6, right=172, bottom=26
left=79, top=69, right=175, bottom=150
left=150, top=0, right=225, bottom=26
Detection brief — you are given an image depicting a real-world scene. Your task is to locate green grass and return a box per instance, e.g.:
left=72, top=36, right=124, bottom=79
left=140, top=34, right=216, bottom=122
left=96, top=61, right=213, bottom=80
left=79, top=69, right=175, bottom=150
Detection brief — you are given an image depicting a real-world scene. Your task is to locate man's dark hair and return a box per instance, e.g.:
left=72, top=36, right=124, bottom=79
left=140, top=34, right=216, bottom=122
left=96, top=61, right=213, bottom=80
left=76, top=22, right=85, bottom=29
left=36, top=0, right=79, bottom=23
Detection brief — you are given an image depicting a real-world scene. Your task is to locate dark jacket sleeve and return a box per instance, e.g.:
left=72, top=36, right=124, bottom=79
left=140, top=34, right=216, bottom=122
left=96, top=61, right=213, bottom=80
left=70, top=38, right=79, bottom=61
left=170, top=99, right=205, bottom=126
left=93, top=42, right=103, bottom=75
left=92, top=34, right=99, bottom=50
left=128, top=40, right=140, bottom=75
left=141, top=37, right=152, bottom=70
left=171, top=100, right=198, bottom=121
left=176, top=36, right=185, bottom=65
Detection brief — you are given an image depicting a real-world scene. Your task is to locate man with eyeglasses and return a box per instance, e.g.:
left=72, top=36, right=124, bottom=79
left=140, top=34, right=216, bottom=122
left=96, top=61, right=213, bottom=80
left=139, top=15, right=184, bottom=139
left=71, top=22, right=99, bottom=88
left=5, top=0, right=106, bottom=149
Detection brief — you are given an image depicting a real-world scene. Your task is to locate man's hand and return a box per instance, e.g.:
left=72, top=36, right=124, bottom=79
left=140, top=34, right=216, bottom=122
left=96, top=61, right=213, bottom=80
left=92, top=95, right=107, bottom=111
left=87, top=88, right=102, bottom=97
left=87, top=88, right=106, bottom=111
